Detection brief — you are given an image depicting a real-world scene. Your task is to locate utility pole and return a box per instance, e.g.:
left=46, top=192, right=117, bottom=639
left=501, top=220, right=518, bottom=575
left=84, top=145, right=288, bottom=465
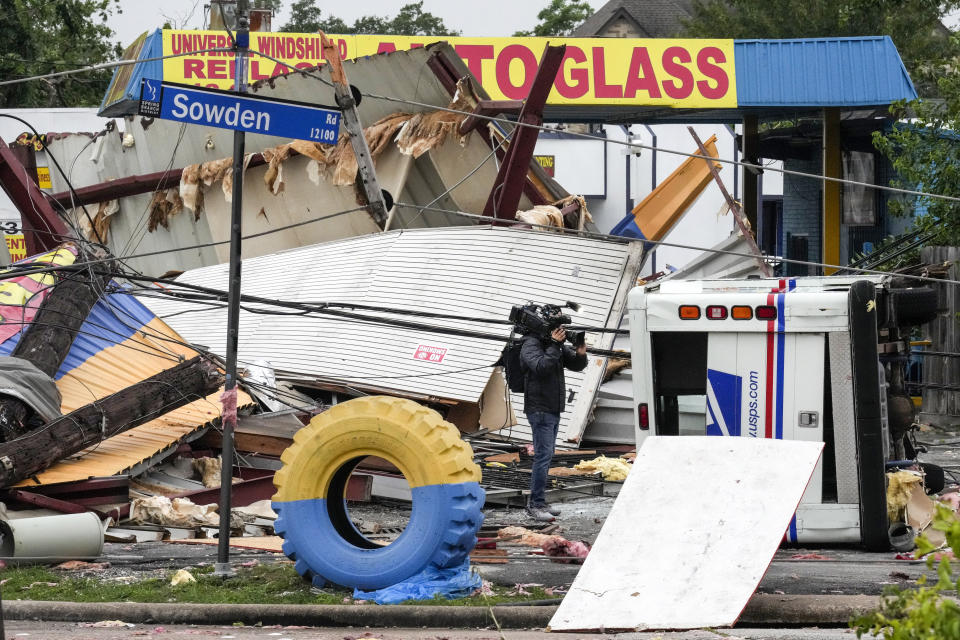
left=319, top=32, right=388, bottom=228
left=214, top=0, right=249, bottom=579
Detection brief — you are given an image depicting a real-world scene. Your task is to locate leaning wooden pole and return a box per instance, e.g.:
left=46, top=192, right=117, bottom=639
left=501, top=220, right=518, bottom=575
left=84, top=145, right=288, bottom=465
left=0, top=355, right=224, bottom=488
left=0, top=247, right=116, bottom=441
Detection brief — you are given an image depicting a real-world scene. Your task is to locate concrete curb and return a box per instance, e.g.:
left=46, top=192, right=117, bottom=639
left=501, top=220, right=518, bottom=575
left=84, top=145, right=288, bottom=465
left=3, top=601, right=552, bottom=629
left=740, top=594, right=881, bottom=626
left=3, top=594, right=881, bottom=629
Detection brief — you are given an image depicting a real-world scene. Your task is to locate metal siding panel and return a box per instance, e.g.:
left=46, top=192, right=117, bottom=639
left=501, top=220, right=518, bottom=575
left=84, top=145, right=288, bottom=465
left=829, top=331, right=860, bottom=504
left=734, top=37, right=917, bottom=107
left=145, top=228, right=636, bottom=415
left=18, top=317, right=253, bottom=486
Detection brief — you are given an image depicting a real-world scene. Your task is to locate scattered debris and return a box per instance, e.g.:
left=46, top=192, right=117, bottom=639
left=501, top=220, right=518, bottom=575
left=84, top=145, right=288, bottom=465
left=54, top=560, right=110, bottom=572
left=81, top=620, right=135, bottom=628
left=541, top=537, right=591, bottom=564
left=192, top=457, right=223, bottom=488
left=170, top=569, right=196, bottom=586
left=131, top=496, right=220, bottom=528
left=887, top=470, right=924, bottom=522
left=497, top=526, right=556, bottom=547
left=574, top=455, right=632, bottom=481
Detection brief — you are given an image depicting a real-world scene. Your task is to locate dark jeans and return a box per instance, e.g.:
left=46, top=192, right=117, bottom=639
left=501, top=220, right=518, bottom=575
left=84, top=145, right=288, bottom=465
left=528, top=411, right=560, bottom=508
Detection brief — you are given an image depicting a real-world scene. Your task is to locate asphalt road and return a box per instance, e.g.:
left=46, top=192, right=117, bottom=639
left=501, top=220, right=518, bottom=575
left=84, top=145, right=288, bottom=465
left=0, top=621, right=871, bottom=639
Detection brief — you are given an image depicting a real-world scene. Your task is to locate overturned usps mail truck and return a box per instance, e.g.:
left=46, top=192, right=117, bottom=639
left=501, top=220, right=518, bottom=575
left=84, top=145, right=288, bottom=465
left=628, top=275, right=940, bottom=550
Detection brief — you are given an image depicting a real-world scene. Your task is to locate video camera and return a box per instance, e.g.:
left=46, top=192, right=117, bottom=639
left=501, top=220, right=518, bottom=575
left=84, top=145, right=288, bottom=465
left=508, top=301, right=586, bottom=347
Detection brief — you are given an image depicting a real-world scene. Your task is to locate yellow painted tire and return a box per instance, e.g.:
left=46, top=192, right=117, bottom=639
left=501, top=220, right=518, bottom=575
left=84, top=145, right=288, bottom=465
left=271, top=396, right=485, bottom=589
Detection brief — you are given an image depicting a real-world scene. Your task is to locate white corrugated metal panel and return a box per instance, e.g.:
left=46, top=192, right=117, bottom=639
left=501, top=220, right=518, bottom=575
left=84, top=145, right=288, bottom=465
left=142, top=226, right=643, bottom=443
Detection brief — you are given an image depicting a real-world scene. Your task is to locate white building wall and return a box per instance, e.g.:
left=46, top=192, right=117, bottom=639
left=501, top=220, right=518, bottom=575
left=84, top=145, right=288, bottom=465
left=0, top=109, right=118, bottom=257
left=534, top=123, right=784, bottom=276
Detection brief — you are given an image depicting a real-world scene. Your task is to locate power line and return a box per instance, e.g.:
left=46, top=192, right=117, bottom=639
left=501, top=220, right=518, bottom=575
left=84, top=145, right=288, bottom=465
left=244, top=50, right=960, bottom=207
left=2, top=41, right=957, bottom=208
left=0, top=205, right=370, bottom=284
left=0, top=48, right=235, bottom=88
left=392, top=202, right=960, bottom=288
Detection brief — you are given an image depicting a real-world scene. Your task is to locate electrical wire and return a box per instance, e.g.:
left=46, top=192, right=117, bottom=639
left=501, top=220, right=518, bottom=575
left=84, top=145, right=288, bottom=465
left=392, top=203, right=960, bottom=288
left=2, top=41, right=955, bottom=209
left=122, top=279, right=627, bottom=334
left=112, top=277, right=629, bottom=358
left=0, top=48, right=236, bottom=88
left=241, top=49, right=960, bottom=207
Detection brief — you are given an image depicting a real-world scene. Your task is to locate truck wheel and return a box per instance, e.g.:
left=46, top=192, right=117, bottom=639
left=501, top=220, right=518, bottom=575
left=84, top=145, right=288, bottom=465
left=271, top=396, right=484, bottom=590
left=890, top=287, right=939, bottom=327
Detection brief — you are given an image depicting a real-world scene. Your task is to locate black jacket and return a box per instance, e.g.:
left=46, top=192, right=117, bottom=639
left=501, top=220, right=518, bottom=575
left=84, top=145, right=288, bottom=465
left=519, top=334, right=588, bottom=415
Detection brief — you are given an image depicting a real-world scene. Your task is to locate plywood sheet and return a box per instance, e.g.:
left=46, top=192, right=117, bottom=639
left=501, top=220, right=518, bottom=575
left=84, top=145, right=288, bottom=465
left=549, top=436, right=823, bottom=632
left=166, top=536, right=284, bottom=552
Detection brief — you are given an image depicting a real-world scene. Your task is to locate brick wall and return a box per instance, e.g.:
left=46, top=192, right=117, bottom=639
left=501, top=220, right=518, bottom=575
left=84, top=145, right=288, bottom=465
left=782, top=155, right=822, bottom=274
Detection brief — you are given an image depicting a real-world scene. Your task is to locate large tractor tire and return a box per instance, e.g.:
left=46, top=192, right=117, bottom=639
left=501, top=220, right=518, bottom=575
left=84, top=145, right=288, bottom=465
left=889, top=287, right=939, bottom=327
left=271, top=396, right=484, bottom=590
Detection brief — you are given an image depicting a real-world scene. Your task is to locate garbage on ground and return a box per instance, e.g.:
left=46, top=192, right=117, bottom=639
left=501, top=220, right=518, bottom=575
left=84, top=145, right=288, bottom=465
left=192, top=456, right=223, bottom=488
left=54, top=561, right=110, bottom=572
left=886, top=470, right=924, bottom=522
left=170, top=569, right=197, bottom=586
left=885, top=468, right=960, bottom=550
left=542, top=536, right=591, bottom=564
left=574, top=455, right=632, bottom=481
left=351, top=560, right=481, bottom=605
left=497, top=526, right=556, bottom=546
left=130, top=496, right=220, bottom=528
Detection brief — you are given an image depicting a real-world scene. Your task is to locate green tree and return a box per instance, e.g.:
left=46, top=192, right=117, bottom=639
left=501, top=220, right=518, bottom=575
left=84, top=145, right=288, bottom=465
left=513, top=0, right=593, bottom=37
left=873, top=57, right=960, bottom=244
left=280, top=1, right=458, bottom=36
left=0, top=0, right=121, bottom=107
left=252, top=0, right=282, bottom=11
left=681, top=0, right=960, bottom=96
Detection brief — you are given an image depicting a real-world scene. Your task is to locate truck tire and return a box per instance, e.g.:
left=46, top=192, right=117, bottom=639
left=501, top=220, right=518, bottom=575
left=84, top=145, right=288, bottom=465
left=271, top=396, right=484, bottom=590
left=890, top=287, right=939, bottom=327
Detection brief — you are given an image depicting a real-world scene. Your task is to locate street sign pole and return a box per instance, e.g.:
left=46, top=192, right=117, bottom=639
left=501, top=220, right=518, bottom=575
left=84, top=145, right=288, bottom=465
left=214, top=0, right=249, bottom=579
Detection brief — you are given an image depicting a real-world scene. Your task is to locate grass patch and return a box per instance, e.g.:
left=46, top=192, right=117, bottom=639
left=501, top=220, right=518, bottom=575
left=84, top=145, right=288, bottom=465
left=1, top=563, right=349, bottom=605
left=0, top=563, right=556, bottom=606
left=404, top=586, right=557, bottom=606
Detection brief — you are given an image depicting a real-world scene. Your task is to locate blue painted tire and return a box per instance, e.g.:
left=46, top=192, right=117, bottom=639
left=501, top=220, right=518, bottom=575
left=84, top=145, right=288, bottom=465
left=271, top=396, right=485, bottom=590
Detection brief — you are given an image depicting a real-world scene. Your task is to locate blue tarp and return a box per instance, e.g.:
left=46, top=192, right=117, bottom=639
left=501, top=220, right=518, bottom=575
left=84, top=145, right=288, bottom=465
left=352, top=560, right=482, bottom=605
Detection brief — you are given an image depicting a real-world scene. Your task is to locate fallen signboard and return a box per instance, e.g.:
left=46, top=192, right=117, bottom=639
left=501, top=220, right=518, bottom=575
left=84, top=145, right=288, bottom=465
left=548, top=436, right=823, bottom=632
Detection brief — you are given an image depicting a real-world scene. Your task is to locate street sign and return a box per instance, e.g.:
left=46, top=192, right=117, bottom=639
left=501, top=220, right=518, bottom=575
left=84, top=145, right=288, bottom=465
left=138, top=79, right=341, bottom=143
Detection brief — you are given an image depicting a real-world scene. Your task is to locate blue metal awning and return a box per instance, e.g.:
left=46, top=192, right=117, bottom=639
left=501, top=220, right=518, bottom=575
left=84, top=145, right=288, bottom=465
left=734, top=36, right=917, bottom=108
left=99, top=29, right=164, bottom=118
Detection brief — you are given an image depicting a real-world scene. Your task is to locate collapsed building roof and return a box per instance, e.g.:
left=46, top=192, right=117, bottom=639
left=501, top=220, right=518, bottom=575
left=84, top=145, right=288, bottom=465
left=0, top=247, right=249, bottom=486
left=140, top=226, right=643, bottom=445
left=39, top=42, right=572, bottom=275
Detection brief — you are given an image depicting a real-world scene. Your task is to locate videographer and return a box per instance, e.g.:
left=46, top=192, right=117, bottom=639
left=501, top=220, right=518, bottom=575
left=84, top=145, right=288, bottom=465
left=520, top=326, right=587, bottom=522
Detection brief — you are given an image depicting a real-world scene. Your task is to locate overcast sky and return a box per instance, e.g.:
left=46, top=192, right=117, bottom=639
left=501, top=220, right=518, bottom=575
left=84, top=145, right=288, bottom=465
left=109, top=1, right=609, bottom=45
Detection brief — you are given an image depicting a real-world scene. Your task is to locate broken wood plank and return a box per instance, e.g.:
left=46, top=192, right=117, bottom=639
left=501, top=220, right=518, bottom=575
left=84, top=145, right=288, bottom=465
left=0, top=356, right=224, bottom=488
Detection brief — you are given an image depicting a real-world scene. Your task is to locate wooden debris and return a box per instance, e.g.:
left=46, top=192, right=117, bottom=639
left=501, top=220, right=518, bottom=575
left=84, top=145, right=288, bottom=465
left=0, top=356, right=224, bottom=487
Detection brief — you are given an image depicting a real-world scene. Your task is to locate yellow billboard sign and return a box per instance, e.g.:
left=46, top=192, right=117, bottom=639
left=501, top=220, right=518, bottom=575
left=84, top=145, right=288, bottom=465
left=162, top=31, right=737, bottom=108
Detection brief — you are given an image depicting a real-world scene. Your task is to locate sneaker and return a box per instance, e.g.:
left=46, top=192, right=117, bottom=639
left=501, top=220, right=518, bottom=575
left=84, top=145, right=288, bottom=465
left=525, top=506, right=556, bottom=522
left=543, top=503, right=561, bottom=517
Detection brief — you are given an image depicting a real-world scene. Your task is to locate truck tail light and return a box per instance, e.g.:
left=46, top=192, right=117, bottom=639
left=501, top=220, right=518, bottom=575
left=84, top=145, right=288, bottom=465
left=755, top=305, right=777, bottom=320
left=732, top=305, right=753, bottom=320
left=678, top=305, right=700, bottom=320
left=706, top=305, right=727, bottom=320
left=638, top=403, right=649, bottom=430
